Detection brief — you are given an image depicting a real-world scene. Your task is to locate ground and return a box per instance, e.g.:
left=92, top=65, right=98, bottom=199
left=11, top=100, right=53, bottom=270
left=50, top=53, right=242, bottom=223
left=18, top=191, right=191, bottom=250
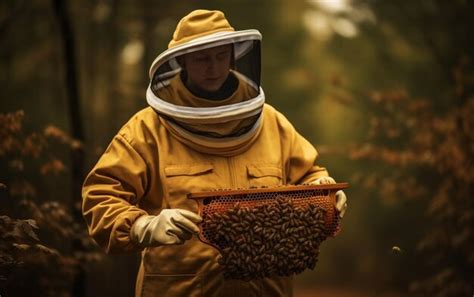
left=294, top=287, right=404, bottom=297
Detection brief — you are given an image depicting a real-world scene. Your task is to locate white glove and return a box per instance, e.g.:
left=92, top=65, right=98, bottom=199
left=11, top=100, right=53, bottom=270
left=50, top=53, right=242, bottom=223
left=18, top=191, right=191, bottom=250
left=311, top=176, right=348, bottom=218
left=130, top=209, right=202, bottom=247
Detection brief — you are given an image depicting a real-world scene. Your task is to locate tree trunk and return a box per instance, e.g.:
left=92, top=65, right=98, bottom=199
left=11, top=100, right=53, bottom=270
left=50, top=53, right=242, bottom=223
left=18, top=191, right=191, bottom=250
left=51, top=0, right=85, bottom=296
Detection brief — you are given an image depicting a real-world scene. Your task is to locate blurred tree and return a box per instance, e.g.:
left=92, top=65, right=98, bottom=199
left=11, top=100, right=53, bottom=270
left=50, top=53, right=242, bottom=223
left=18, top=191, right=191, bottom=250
left=51, top=1, right=86, bottom=294
left=0, top=111, right=101, bottom=297
left=322, top=0, right=474, bottom=295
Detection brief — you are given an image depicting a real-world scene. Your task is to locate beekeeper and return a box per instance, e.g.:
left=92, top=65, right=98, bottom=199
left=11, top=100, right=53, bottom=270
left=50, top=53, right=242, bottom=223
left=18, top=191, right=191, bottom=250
left=82, top=9, right=347, bottom=297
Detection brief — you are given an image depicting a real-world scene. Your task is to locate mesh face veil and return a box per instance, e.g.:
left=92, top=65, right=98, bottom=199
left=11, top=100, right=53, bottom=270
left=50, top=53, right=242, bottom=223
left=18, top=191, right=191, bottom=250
left=147, top=32, right=264, bottom=131
left=145, top=10, right=265, bottom=156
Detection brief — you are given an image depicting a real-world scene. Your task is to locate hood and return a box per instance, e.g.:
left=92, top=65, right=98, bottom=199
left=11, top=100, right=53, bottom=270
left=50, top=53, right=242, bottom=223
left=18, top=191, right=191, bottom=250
left=145, top=9, right=265, bottom=156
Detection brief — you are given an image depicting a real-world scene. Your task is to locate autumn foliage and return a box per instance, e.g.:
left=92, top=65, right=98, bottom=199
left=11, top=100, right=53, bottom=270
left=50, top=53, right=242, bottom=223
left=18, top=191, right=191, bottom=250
left=328, top=57, right=474, bottom=296
left=0, top=111, right=101, bottom=296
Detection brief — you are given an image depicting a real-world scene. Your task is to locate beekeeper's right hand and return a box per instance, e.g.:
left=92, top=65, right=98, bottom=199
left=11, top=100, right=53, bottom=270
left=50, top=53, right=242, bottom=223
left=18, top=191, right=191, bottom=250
left=130, top=209, right=202, bottom=247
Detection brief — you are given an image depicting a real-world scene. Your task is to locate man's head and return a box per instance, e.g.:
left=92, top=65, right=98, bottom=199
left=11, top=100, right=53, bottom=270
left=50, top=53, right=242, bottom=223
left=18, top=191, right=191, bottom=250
left=180, top=44, right=233, bottom=93
left=146, top=9, right=264, bottom=144
left=169, top=10, right=235, bottom=94
left=147, top=8, right=262, bottom=106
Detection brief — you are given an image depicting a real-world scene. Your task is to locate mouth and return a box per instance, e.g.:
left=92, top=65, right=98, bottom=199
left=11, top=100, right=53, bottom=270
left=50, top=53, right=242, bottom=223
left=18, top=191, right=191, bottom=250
left=206, top=77, right=221, bottom=82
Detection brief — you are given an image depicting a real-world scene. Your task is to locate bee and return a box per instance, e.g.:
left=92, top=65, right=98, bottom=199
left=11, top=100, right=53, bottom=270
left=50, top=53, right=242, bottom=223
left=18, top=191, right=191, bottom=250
left=391, top=246, right=403, bottom=254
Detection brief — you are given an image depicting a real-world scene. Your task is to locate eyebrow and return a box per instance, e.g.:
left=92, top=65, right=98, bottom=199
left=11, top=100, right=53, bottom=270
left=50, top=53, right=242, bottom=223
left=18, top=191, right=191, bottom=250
left=217, top=49, right=231, bottom=55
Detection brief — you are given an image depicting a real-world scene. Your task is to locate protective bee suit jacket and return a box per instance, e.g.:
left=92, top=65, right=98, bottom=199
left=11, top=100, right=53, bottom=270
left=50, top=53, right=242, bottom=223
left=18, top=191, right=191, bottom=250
left=82, top=104, right=329, bottom=296
left=82, top=9, right=330, bottom=297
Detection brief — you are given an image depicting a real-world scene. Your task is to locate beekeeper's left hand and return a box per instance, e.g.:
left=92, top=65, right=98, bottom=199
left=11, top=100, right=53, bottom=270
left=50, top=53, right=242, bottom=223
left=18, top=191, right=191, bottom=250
left=311, top=176, right=348, bottom=218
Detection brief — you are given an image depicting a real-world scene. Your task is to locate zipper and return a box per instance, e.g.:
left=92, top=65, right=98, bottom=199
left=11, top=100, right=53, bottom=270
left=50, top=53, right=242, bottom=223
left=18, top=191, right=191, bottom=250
left=227, top=157, right=236, bottom=189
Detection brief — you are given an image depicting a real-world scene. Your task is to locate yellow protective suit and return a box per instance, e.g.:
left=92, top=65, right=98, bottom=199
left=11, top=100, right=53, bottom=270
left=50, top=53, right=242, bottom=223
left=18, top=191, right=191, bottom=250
left=82, top=104, right=329, bottom=297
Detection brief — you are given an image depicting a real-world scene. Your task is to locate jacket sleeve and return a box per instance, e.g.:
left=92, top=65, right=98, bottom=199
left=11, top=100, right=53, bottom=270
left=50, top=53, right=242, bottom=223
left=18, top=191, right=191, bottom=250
left=82, top=133, right=149, bottom=253
left=274, top=109, right=329, bottom=184
left=288, top=132, right=329, bottom=184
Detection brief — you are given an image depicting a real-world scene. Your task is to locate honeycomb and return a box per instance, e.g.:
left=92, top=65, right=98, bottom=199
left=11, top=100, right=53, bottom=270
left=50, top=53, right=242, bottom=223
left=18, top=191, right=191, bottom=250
left=187, top=183, right=349, bottom=279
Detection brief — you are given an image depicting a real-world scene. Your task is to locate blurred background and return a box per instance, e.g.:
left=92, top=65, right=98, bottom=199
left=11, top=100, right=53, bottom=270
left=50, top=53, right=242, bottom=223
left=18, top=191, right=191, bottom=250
left=1, top=0, right=473, bottom=296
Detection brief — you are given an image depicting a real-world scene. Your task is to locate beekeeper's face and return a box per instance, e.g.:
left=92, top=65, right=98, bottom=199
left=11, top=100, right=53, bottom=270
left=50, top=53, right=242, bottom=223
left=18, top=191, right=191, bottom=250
left=183, top=44, right=232, bottom=93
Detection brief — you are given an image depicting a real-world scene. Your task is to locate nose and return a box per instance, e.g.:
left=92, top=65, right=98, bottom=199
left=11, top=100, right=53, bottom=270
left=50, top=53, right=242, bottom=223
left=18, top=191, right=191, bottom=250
left=206, top=57, right=219, bottom=75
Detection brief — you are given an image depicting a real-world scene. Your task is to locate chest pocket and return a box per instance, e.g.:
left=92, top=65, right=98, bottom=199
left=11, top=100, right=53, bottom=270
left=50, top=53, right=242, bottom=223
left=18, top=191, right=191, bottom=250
left=164, top=163, right=216, bottom=210
left=247, top=164, right=283, bottom=188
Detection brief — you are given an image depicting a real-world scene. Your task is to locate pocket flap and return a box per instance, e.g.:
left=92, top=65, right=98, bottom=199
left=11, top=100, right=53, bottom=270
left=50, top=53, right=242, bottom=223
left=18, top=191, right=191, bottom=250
left=247, top=165, right=282, bottom=178
left=164, top=164, right=213, bottom=177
